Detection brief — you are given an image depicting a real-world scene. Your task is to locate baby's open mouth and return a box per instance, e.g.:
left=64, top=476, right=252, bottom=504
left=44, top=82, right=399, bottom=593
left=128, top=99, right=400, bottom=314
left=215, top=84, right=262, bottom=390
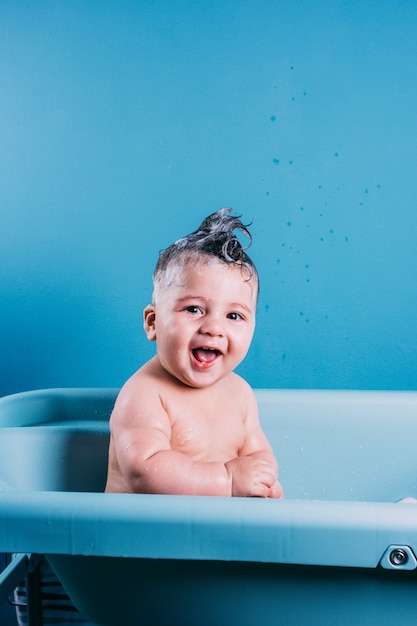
left=192, top=347, right=221, bottom=364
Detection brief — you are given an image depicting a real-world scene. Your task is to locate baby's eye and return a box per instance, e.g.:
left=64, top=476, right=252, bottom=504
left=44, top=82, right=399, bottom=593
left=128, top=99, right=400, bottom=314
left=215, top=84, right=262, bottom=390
left=184, top=305, right=202, bottom=314
left=227, top=312, right=243, bottom=321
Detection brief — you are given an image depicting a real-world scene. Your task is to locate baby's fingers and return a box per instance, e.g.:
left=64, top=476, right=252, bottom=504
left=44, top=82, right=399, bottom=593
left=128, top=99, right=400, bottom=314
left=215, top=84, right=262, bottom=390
left=267, top=480, right=284, bottom=499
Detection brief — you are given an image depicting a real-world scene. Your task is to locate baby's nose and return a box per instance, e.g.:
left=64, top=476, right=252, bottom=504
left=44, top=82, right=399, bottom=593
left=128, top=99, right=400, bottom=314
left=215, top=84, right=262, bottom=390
left=199, top=315, right=224, bottom=336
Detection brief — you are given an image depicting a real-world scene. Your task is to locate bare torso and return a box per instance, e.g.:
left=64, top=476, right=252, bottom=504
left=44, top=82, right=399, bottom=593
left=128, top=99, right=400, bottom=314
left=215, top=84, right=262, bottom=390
left=105, top=358, right=253, bottom=493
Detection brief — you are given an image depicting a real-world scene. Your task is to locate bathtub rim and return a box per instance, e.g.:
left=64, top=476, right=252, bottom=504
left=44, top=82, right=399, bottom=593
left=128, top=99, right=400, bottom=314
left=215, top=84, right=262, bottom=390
left=1, top=491, right=417, bottom=571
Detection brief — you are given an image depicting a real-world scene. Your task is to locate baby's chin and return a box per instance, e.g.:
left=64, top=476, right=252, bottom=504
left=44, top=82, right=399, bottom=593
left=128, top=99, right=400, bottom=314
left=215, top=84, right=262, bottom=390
left=158, top=363, right=194, bottom=386
left=166, top=366, right=231, bottom=390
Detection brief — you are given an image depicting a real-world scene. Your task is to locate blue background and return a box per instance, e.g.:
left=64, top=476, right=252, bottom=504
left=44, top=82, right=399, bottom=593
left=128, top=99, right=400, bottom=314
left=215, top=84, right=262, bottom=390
left=1, top=0, right=416, bottom=395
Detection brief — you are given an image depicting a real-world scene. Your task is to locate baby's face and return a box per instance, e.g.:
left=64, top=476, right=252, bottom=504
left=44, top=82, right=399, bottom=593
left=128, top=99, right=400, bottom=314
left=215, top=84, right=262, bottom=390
left=149, top=260, right=257, bottom=388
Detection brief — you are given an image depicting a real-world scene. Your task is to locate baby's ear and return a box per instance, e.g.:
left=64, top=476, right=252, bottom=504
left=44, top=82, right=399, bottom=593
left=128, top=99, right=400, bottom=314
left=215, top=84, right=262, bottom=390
left=143, top=304, right=157, bottom=341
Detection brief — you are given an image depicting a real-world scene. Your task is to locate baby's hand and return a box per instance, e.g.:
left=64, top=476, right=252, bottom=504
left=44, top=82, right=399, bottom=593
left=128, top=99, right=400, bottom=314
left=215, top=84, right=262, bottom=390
left=225, top=457, right=283, bottom=498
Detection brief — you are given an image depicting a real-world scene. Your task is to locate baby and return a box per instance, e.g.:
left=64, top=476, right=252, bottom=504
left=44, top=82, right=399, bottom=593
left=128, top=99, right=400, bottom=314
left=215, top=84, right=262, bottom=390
left=105, top=209, right=283, bottom=498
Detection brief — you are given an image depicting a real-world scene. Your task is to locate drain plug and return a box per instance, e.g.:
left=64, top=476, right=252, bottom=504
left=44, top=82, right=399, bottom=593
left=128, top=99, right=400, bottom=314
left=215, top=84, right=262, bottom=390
left=380, top=545, right=417, bottom=570
left=389, top=548, right=409, bottom=567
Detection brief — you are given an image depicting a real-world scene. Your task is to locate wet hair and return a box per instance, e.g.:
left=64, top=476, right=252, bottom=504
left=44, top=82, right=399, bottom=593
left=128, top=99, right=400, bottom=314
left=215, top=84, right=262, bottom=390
left=152, top=208, right=258, bottom=300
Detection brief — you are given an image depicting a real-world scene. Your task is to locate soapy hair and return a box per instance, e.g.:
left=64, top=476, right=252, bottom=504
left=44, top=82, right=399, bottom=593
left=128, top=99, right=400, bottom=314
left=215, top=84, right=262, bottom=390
left=152, top=208, right=258, bottom=299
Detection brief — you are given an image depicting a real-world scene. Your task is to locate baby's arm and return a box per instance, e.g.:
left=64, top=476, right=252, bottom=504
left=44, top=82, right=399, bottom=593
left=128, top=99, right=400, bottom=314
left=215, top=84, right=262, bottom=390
left=225, top=384, right=284, bottom=498
left=107, top=377, right=232, bottom=496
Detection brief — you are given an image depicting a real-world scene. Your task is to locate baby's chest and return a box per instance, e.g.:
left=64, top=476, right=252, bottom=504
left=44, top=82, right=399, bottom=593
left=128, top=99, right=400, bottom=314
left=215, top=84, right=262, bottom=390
left=170, top=409, right=245, bottom=461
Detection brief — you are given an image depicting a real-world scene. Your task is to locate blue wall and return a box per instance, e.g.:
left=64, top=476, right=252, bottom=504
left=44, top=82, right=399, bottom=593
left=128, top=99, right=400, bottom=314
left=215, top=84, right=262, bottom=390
left=1, top=0, right=416, bottom=395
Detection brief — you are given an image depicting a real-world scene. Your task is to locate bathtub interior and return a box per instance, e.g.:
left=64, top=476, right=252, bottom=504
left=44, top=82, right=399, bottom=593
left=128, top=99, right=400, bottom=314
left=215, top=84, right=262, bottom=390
left=0, top=388, right=417, bottom=500
left=261, top=389, right=417, bottom=502
left=0, top=388, right=114, bottom=493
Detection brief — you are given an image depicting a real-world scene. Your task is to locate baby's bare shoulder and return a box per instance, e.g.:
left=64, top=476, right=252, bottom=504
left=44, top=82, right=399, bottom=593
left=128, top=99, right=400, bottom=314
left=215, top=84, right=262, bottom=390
left=226, top=370, right=249, bottom=388
left=120, top=357, right=169, bottom=396
left=227, top=372, right=255, bottom=400
left=111, top=359, right=170, bottom=425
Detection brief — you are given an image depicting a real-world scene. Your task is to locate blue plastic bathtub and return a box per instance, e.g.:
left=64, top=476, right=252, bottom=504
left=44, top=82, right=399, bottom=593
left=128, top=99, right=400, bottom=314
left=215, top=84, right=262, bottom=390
left=1, top=388, right=417, bottom=625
